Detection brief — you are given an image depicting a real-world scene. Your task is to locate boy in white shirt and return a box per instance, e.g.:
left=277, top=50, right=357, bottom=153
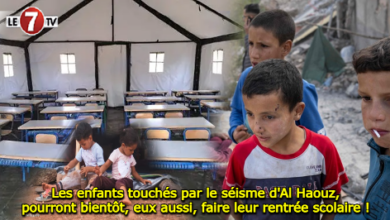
left=41, top=122, right=104, bottom=194
left=91, top=127, right=151, bottom=206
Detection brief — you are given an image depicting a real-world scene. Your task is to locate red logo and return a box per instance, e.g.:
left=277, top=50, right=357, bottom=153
left=19, top=7, right=45, bottom=35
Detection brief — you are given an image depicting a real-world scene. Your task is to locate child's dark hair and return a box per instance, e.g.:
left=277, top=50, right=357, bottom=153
left=242, top=59, right=303, bottom=112
left=353, top=37, right=390, bottom=74
left=244, top=4, right=260, bottom=14
left=75, top=122, right=92, bottom=141
left=120, top=127, right=140, bottom=147
left=249, top=9, right=295, bottom=45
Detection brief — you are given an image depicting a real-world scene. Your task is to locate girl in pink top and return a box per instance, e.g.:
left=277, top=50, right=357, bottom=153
left=91, top=127, right=151, bottom=206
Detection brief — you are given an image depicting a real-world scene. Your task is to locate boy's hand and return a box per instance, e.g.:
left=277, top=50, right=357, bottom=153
left=64, top=165, right=70, bottom=174
left=233, top=125, right=251, bottom=143
left=141, top=179, right=152, bottom=185
left=80, top=166, right=91, bottom=175
left=94, top=166, right=101, bottom=176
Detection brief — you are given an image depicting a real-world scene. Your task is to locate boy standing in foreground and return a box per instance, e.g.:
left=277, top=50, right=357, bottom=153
left=223, top=59, right=348, bottom=220
left=335, top=37, right=390, bottom=220
left=229, top=9, right=325, bottom=144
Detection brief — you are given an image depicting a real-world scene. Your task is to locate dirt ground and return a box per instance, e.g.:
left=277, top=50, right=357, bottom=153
left=0, top=168, right=223, bottom=220
left=20, top=191, right=188, bottom=220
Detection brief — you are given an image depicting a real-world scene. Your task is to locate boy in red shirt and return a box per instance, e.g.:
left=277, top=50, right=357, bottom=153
left=223, top=59, right=348, bottom=220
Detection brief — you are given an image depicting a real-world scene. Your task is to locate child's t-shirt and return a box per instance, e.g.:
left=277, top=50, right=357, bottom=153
left=109, top=148, right=136, bottom=180
left=222, top=126, right=348, bottom=220
left=75, top=142, right=105, bottom=168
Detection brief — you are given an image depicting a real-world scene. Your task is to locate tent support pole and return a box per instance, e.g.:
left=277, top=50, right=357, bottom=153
left=94, top=43, right=99, bottom=89
left=112, top=0, right=115, bottom=41
left=24, top=44, right=33, bottom=91
left=126, top=43, right=131, bottom=91
left=193, top=43, right=202, bottom=90
left=201, top=32, right=244, bottom=45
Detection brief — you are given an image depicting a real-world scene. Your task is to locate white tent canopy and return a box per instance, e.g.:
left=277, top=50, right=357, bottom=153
left=0, top=0, right=242, bottom=107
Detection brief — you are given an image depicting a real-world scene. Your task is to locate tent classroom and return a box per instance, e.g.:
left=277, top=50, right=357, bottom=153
left=0, top=0, right=238, bottom=184
left=0, top=0, right=243, bottom=107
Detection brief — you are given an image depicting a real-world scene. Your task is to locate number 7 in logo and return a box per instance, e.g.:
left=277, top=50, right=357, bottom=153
left=20, top=7, right=45, bottom=35
left=25, top=12, right=38, bottom=32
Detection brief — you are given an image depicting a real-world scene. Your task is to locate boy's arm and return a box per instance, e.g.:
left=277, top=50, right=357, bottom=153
left=229, top=68, right=250, bottom=143
left=322, top=198, right=342, bottom=220
left=65, top=158, right=79, bottom=172
left=95, top=160, right=112, bottom=176
left=321, top=139, right=349, bottom=220
left=225, top=199, right=242, bottom=220
left=301, top=81, right=326, bottom=135
left=222, top=146, right=246, bottom=219
left=131, top=166, right=151, bottom=185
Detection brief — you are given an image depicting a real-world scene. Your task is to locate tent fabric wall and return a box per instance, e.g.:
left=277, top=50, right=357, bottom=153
left=29, top=43, right=95, bottom=97
left=98, top=45, right=126, bottom=107
left=0, top=45, right=28, bottom=99
left=199, top=40, right=239, bottom=95
left=130, top=43, right=196, bottom=93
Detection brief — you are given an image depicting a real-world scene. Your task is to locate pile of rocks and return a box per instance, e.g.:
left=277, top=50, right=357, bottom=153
left=285, top=43, right=310, bottom=73
left=328, top=63, right=359, bottom=97
left=287, top=40, right=359, bottom=98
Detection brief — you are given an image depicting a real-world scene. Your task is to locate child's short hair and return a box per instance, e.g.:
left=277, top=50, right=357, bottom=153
left=75, top=122, right=92, bottom=141
left=242, top=59, right=303, bottom=112
left=244, top=4, right=260, bottom=14
left=353, top=37, right=390, bottom=74
left=120, top=127, right=140, bottom=147
left=249, top=9, right=295, bottom=45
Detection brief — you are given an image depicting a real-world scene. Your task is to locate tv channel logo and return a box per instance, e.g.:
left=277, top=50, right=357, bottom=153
left=6, top=7, right=58, bottom=36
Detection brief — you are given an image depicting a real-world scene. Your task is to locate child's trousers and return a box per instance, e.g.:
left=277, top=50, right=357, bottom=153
left=91, top=176, right=133, bottom=190
left=57, top=170, right=98, bottom=190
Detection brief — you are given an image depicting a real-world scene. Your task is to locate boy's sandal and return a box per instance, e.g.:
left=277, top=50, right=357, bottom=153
left=35, top=189, right=52, bottom=202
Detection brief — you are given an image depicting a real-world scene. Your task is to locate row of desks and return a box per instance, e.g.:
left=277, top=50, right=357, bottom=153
left=0, top=105, right=105, bottom=117
left=0, top=139, right=220, bottom=164
left=12, top=89, right=219, bottom=98
left=0, top=138, right=224, bottom=182
left=125, top=95, right=224, bottom=103
left=0, top=106, right=106, bottom=135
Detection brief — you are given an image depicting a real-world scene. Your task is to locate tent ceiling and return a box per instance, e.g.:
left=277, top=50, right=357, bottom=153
left=143, top=0, right=239, bottom=39
left=196, top=0, right=237, bottom=22
left=0, top=0, right=31, bottom=11
left=0, top=0, right=241, bottom=42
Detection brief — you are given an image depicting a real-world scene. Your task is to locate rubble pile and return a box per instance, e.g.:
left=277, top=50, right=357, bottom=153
left=331, top=63, right=359, bottom=96
left=285, top=43, right=310, bottom=73
left=287, top=41, right=358, bottom=97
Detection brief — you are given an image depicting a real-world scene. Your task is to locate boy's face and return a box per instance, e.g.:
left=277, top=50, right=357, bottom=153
left=78, top=135, right=93, bottom=150
left=243, top=92, right=304, bottom=149
left=358, top=71, right=390, bottom=149
left=121, top=143, right=137, bottom=156
left=248, top=26, right=292, bottom=66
